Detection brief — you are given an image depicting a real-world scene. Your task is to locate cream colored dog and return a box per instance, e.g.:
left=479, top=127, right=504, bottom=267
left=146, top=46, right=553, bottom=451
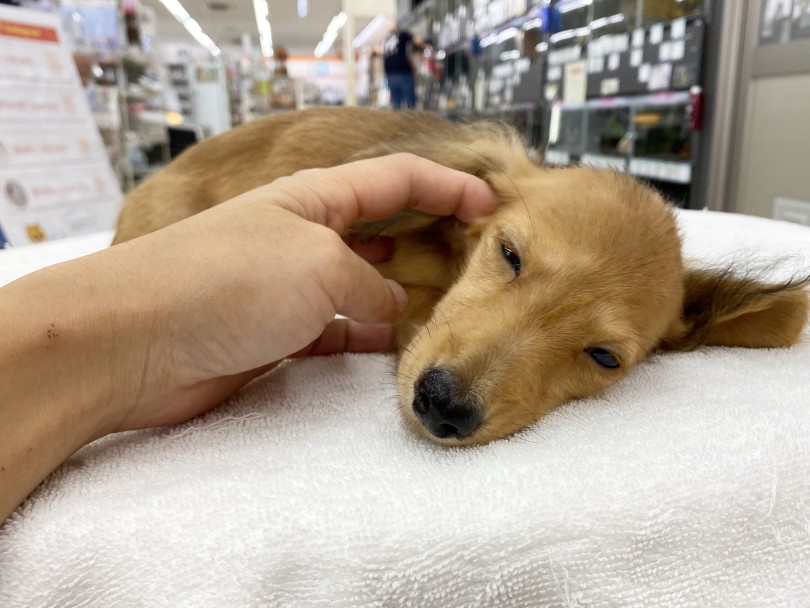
left=114, top=107, right=809, bottom=445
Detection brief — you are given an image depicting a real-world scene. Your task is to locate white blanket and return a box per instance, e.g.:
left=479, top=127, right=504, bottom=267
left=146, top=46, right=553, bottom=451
left=1, top=211, right=809, bottom=607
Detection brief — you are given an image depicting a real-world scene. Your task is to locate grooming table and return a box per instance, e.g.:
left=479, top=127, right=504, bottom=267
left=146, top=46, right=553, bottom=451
left=1, top=211, right=809, bottom=607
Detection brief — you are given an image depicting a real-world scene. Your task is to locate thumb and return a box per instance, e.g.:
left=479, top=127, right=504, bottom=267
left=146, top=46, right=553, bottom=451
left=334, top=250, right=408, bottom=324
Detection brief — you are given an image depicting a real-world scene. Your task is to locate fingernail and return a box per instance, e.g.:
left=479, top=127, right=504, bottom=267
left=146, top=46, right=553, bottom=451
left=385, top=279, right=408, bottom=314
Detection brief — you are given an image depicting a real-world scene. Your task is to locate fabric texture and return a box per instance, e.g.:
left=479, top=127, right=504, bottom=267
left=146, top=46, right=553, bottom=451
left=1, top=210, right=809, bottom=607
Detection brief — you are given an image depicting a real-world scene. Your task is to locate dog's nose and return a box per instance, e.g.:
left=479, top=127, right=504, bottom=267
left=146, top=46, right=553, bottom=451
left=412, top=368, right=482, bottom=439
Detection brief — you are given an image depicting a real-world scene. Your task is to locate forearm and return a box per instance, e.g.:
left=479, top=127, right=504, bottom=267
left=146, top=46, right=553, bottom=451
left=0, top=217, right=279, bottom=522
left=0, top=254, right=154, bottom=522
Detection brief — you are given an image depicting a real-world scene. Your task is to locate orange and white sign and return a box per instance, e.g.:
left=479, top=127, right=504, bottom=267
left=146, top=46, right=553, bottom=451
left=0, top=127, right=104, bottom=168
left=0, top=5, right=121, bottom=247
left=0, top=19, right=59, bottom=43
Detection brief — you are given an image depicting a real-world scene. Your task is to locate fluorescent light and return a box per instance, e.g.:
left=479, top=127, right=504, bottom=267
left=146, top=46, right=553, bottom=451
left=159, top=0, right=190, bottom=22
left=298, top=0, right=307, bottom=18
left=315, top=12, right=347, bottom=57
left=522, top=18, right=544, bottom=30
left=328, top=12, right=347, bottom=33
left=497, top=27, right=519, bottom=43
left=353, top=14, right=387, bottom=48
left=253, top=0, right=273, bottom=57
left=156, top=0, right=220, bottom=56
left=481, top=27, right=520, bottom=48
left=535, top=41, right=549, bottom=52
left=590, top=13, right=625, bottom=30
left=184, top=18, right=220, bottom=55
left=499, top=50, right=520, bottom=60
left=558, top=0, right=592, bottom=13
left=549, top=26, right=590, bottom=44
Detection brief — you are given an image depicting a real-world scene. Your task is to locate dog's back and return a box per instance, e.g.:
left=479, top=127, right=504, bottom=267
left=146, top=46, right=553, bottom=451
left=113, top=107, right=529, bottom=243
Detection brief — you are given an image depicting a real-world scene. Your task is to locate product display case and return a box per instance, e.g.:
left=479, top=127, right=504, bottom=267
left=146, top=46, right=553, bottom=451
left=546, top=92, right=693, bottom=190
left=545, top=105, right=585, bottom=166
left=555, top=0, right=589, bottom=33
left=632, top=98, right=691, bottom=162
left=400, top=0, right=710, bottom=206
left=583, top=103, right=631, bottom=169
left=642, top=0, right=704, bottom=24
left=628, top=92, right=692, bottom=186
left=591, top=0, right=636, bottom=36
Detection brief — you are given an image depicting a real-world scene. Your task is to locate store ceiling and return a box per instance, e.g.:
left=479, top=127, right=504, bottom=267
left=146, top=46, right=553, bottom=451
left=140, top=0, right=347, bottom=56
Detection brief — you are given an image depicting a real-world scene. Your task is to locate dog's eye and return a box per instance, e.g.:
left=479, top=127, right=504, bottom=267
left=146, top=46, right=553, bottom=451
left=501, top=243, right=521, bottom=276
left=586, top=347, right=621, bottom=369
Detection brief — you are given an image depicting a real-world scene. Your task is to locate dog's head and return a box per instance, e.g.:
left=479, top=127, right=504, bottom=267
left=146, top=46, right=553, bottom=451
left=395, top=167, right=809, bottom=445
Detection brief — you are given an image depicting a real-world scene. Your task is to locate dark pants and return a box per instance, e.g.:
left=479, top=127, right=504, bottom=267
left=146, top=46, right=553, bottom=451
left=387, top=73, right=416, bottom=110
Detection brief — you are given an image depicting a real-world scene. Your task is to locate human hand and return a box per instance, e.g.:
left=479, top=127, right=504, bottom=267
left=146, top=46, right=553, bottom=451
left=0, top=153, right=495, bottom=521
left=108, top=153, right=497, bottom=431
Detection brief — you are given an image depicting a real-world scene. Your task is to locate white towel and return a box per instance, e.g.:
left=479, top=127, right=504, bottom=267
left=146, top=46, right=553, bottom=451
left=1, top=211, right=809, bottom=607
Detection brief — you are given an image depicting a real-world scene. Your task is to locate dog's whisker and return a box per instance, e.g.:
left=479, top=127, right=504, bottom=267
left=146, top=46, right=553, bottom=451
left=438, top=309, right=455, bottom=349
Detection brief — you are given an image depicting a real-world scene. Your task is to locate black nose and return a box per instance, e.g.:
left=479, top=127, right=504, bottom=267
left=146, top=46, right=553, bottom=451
left=412, top=368, right=482, bottom=439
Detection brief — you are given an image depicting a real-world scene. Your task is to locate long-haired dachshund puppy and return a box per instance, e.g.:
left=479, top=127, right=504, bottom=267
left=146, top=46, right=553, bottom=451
left=113, top=107, right=809, bottom=445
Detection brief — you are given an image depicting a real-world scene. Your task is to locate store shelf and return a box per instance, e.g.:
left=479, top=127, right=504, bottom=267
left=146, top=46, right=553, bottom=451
left=581, top=153, right=627, bottom=171
left=629, top=158, right=691, bottom=183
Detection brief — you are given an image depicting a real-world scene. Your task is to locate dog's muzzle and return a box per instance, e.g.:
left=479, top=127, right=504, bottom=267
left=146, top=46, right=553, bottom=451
left=412, top=368, right=482, bottom=440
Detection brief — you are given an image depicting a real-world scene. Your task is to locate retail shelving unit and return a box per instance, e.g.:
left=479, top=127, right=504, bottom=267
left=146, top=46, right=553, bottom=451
left=167, top=62, right=194, bottom=121
left=399, top=0, right=709, bottom=207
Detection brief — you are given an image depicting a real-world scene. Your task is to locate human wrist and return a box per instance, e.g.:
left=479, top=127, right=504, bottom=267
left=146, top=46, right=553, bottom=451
left=1, top=255, right=163, bottom=439
left=0, top=258, right=162, bottom=520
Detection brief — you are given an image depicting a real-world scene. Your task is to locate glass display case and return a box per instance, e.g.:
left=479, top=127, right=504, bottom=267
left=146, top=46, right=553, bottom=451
left=632, top=101, right=690, bottom=161
left=642, top=0, right=703, bottom=24
left=586, top=106, right=632, bottom=156
left=591, top=0, right=637, bottom=36
left=555, top=0, right=590, bottom=31
left=546, top=106, right=585, bottom=165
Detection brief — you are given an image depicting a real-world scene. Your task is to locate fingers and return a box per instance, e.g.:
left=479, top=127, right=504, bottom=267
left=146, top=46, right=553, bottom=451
left=329, top=238, right=409, bottom=323
left=269, top=153, right=497, bottom=233
left=295, top=319, right=396, bottom=358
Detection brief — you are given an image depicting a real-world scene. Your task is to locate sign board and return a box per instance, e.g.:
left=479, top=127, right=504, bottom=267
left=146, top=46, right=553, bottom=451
left=0, top=5, right=122, bottom=247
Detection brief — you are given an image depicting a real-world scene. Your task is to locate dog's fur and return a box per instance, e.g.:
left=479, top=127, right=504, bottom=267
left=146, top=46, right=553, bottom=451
left=114, top=107, right=809, bottom=445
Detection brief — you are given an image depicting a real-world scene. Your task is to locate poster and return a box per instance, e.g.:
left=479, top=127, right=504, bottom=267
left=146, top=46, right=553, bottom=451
left=563, top=60, right=587, bottom=104
left=0, top=5, right=121, bottom=247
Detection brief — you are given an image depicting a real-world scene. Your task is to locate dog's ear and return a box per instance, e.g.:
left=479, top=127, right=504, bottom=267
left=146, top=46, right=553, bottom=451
left=661, top=267, right=810, bottom=351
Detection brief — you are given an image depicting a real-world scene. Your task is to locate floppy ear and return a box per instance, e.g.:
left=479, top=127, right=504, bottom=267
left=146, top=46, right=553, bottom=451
left=661, top=267, right=810, bottom=351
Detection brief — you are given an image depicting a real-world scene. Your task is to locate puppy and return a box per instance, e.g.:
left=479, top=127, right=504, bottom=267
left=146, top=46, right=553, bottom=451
left=114, top=107, right=809, bottom=445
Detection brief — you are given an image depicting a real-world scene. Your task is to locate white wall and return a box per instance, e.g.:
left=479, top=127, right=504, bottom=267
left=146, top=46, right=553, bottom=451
left=733, top=73, right=810, bottom=218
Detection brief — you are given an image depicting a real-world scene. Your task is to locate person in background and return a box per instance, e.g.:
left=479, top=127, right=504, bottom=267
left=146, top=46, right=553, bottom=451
left=382, top=22, right=423, bottom=110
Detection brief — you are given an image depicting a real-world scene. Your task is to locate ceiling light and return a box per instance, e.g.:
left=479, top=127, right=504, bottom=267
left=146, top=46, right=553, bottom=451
left=522, top=18, right=543, bottom=31
left=558, top=0, right=592, bottom=13
left=353, top=14, right=387, bottom=48
left=253, top=0, right=273, bottom=57
left=156, top=0, right=220, bottom=56
left=497, top=27, right=519, bottom=43
left=298, top=0, right=307, bottom=18
left=549, top=26, right=590, bottom=44
left=314, top=12, right=347, bottom=57
left=589, top=13, right=625, bottom=30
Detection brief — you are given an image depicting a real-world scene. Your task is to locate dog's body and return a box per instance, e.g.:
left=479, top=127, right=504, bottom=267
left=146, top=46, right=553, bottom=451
left=114, top=107, right=809, bottom=445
